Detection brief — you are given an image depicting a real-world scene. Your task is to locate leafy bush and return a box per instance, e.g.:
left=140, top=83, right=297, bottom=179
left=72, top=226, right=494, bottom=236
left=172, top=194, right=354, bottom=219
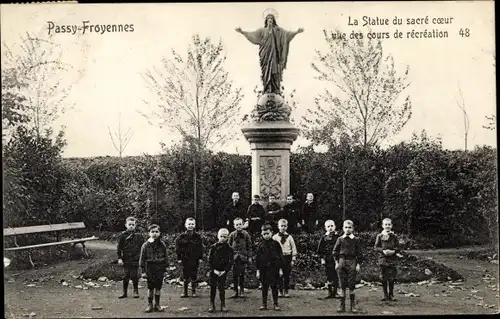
left=3, top=126, right=67, bottom=227
left=4, top=127, right=496, bottom=249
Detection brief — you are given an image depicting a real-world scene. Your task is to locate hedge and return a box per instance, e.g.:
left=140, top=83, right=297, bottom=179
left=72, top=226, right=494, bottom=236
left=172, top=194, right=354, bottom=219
left=3, top=128, right=497, bottom=249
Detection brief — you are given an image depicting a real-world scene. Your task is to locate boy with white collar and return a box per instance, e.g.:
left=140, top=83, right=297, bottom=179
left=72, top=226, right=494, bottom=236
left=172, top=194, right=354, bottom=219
left=272, top=219, right=297, bottom=298
left=333, top=220, right=363, bottom=313
left=374, top=218, right=402, bottom=302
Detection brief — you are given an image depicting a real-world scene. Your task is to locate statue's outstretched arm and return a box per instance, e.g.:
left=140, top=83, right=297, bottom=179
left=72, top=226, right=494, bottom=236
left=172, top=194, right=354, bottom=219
left=286, top=27, right=305, bottom=42
left=235, top=27, right=262, bottom=45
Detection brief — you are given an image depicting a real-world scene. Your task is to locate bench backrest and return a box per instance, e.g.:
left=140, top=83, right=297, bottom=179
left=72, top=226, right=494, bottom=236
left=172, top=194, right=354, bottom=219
left=3, top=222, right=86, bottom=236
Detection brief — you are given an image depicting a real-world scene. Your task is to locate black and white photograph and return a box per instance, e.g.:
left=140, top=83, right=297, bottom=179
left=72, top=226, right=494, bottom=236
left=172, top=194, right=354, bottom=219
left=2, top=1, right=498, bottom=317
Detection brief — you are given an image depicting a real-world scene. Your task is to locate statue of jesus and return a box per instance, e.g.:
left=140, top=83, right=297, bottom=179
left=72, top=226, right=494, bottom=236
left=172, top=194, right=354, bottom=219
left=236, top=9, right=304, bottom=95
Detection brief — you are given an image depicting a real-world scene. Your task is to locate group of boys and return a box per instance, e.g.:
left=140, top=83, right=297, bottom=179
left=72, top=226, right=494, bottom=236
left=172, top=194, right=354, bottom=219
left=116, top=213, right=401, bottom=314
left=223, top=192, right=320, bottom=234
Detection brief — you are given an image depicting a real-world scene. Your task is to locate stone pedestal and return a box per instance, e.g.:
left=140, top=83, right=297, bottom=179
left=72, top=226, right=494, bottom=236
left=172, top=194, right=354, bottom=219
left=241, top=121, right=299, bottom=205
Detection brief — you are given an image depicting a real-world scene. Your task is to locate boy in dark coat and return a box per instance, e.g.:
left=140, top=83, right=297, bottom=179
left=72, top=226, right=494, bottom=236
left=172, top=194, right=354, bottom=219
left=117, top=216, right=144, bottom=299
left=228, top=218, right=253, bottom=298
left=139, top=224, right=168, bottom=313
left=333, top=220, right=363, bottom=313
left=256, top=223, right=285, bottom=311
left=176, top=217, right=204, bottom=298
left=222, top=192, right=247, bottom=231
left=208, top=228, right=234, bottom=313
left=246, top=195, right=266, bottom=234
left=374, top=218, right=402, bottom=301
left=316, top=220, right=340, bottom=300
left=282, top=194, right=301, bottom=234
left=301, top=193, right=319, bottom=233
left=265, top=195, right=282, bottom=233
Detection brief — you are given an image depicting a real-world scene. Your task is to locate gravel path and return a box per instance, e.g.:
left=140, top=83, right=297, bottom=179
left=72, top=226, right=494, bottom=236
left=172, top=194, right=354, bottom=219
left=5, top=243, right=499, bottom=317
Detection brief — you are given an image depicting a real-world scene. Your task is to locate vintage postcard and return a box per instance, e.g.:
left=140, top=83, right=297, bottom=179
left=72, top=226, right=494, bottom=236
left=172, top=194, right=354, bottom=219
left=2, top=1, right=497, bottom=318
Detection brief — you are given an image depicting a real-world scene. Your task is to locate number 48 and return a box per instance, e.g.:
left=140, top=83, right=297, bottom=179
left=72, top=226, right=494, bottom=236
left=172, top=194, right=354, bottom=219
left=459, top=28, right=470, bottom=37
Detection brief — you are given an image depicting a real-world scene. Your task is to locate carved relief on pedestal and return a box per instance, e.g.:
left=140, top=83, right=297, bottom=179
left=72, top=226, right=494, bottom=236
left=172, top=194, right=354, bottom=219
left=259, top=156, right=282, bottom=199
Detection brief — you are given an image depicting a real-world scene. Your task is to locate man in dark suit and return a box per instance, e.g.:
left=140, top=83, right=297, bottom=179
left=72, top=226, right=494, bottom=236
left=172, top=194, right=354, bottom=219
left=301, top=193, right=319, bottom=233
left=221, top=192, right=247, bottom=231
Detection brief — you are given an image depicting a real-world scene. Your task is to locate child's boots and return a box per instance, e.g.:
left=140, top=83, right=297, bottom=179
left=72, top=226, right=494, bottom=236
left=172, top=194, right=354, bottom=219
left=181, top=281, right=189, bottom=298
left=220, top=300, right=228, bottom=312
left=325, top=284, right=334, bottom=299
left=119, top=280, right=128, bottom=298
left=337, top=297, right=346, bottom=313
left=145, top=302, right=154, bottom=313
left=350, top=294, right=358, bottom=313
left=389, top=281, right=397, bottom=301
left=381, top=281, right=389, bottom=301
left=153, top=304, right=164, bottom=312
left=259, top=301, right=267, bottom=310
left=208, top=302, right=216, bottom=313
left=332, top=284, right=339, bottom=298
left=191, top=282, right=197, bottom=298
left=133, top=283, right=139, bottom=298
left=154, top=295, right=164, bottom=312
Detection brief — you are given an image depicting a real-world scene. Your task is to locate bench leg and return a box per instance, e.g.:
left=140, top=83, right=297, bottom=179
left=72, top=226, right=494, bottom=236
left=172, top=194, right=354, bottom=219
left=28, top=251, right=35, bottom=268
left=81, top=242, right=89, bottom=257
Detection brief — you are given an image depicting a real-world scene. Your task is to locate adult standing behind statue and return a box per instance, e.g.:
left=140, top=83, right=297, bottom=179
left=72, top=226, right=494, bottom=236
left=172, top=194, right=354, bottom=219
left=265, top=194, right=282, bottom=233
left=246, top=195, right=266, bottom=234
left=301, top=193, right=319, bottom=233
left=282, top=194, right=301, bottom=234
left=235, top=9, right=304, bottom=95
left=222, top=192, right=247, bottom=231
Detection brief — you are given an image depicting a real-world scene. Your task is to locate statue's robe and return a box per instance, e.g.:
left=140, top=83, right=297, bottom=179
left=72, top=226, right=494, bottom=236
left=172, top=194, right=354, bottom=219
left=241, top=26, right=298, bottom=94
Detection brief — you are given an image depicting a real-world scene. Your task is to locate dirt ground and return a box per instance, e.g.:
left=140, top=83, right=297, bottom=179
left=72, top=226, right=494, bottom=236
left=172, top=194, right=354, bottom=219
left=4, top=241, right=499, bottom=318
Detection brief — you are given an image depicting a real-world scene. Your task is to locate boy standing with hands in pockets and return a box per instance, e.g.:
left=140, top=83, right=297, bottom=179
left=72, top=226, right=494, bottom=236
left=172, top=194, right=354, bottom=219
left=333, top=220, right=363, bottom=313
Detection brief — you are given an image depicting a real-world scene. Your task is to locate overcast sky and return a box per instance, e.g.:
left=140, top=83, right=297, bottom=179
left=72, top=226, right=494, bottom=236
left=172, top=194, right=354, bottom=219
left=1, top=1, right=496, bottom=158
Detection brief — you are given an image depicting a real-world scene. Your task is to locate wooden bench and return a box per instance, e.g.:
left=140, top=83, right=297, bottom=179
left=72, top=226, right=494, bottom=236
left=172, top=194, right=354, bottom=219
left=4, top=222, right=98, bottom=268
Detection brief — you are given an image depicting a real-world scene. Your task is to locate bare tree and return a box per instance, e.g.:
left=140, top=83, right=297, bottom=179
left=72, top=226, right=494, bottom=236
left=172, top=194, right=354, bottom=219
left=302, top=29, right=412, bottom=149
left=108, top=112, right=134, bottom=158
left=140, top=34, right=244, bottom=150
left=141, top=34, right=244, bottom=227
left=2, top=32, right=78, bottom=141
left=108, top=112, right=134, bottom=187
left=455, top=82, right=470, bottom=151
